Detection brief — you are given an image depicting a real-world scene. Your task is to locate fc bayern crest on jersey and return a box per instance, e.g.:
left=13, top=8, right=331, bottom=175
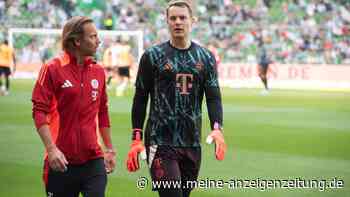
left=91, top=79, right=99, bottom=89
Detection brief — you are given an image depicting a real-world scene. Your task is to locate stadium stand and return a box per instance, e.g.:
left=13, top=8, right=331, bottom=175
left=0, top=0, right=349, bottom=64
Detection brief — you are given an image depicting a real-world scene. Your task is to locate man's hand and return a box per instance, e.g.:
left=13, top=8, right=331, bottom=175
left=126, top=140, right=146, bottom=172
left=104, top=149, right=116, bottom=173
left=206, top=123, right=227, bottom=161
left=47, top=145, right=68, bottom=172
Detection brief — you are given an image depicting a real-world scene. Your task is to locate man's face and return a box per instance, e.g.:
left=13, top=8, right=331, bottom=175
left=78, top=22, right=100, bottom=56
left=167, top=5, right=193, bottom=40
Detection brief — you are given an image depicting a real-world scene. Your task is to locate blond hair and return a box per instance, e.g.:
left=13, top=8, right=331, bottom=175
left=62, top=16, right=93, bottom=52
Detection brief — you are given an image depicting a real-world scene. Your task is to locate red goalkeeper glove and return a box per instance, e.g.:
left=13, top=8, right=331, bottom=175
left=126, top=129, right=146, bottom=172
left=206, top=122, right=227, bottom=161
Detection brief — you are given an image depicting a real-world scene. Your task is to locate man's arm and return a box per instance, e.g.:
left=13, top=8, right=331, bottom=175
left=98, top=71, right=115, bottom=173
left=205, top=87, right=223, bottom=129
left=204, top=51, right=226, bottom=161
left=32, top=63, right=68, bottom=171
left=37, top=124, right=68, bottom=172
left=204, top=52, right=223, bottom=129
left=99, top=127, right=114, bottom=150
left=127, top=52, right=153, bottom=172
left=131, top=52, right=153, bottom=130
left=99, top=127, right=115, bottom=173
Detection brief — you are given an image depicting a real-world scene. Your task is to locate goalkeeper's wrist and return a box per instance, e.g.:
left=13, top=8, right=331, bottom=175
left=132, top=128, right=143, bottom=141
left=213, top=122, right=223, bottom=132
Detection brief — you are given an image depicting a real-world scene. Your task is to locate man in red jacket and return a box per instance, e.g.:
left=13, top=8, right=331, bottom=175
left=32, top=16, right=116, bottom=197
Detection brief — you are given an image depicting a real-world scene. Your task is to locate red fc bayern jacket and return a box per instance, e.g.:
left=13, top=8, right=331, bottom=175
left=32, top=51, right=110, bottom=164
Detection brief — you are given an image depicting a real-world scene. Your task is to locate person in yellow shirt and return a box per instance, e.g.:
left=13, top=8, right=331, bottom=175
left=115, top=36, right=134, bottom=97
left=102, top=37, right=134, bottom=96
left=0, top=39, right=16, bottom=96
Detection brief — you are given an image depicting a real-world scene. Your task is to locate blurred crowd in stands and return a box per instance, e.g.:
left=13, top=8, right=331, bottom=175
left=0, top=0, right=349, bottom=64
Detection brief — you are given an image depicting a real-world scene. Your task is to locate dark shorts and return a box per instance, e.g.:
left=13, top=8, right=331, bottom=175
left=45, top=158, right=107, bottom=197
left=258, top=63, right=269, bottom=74
left=146, top=145, right=201, bottom=191
left=259, top=62, right=269, bottom=69
left=118, top=66, right=130, bottom=77
left=0, top=66, right=11, bottom=76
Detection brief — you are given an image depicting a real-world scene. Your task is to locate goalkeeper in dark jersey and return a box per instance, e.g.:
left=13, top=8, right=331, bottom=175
left=126, top=1, right=227, bottom=197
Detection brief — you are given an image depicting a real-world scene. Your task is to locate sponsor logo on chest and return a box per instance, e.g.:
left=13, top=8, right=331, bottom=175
left=176, top=73, right=193, bottom=95
left=61, top=80, right=73, bottom=88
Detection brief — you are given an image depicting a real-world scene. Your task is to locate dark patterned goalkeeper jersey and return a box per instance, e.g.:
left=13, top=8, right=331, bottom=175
left=132, top=41, right=223, bottom=147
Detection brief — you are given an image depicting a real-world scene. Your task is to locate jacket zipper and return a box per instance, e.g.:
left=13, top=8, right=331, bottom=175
left=77, top=66, right=84, bottom=161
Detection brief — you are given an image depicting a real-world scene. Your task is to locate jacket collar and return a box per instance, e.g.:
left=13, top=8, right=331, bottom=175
left=63, top=51, right=96, bottom=67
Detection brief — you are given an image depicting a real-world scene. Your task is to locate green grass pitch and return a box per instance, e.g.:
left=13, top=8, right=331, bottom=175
left=0, top=79, right=349, bottom=196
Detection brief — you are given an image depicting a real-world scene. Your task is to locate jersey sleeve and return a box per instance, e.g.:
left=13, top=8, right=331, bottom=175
left=32, top=63, right=56, bottom=130
left=131, top=52, right=153, bottom=130
left=204, top=51, right=223, bottom=129
left=98, top=70, right=110, bottom=128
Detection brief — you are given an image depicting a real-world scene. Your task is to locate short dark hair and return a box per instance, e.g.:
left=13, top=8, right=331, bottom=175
left=166, top=0, right=193, bottom=17
left=62, top=16, right=93, bottom=52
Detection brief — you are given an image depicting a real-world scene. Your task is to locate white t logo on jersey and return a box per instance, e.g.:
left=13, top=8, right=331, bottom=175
left=176, top=74, right=193, bottom=95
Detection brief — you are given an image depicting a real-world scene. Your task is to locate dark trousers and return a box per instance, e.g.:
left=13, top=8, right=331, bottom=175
left=147, top=146, right=201, bottom=197
left=45, top=158, right=107, bottom=197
